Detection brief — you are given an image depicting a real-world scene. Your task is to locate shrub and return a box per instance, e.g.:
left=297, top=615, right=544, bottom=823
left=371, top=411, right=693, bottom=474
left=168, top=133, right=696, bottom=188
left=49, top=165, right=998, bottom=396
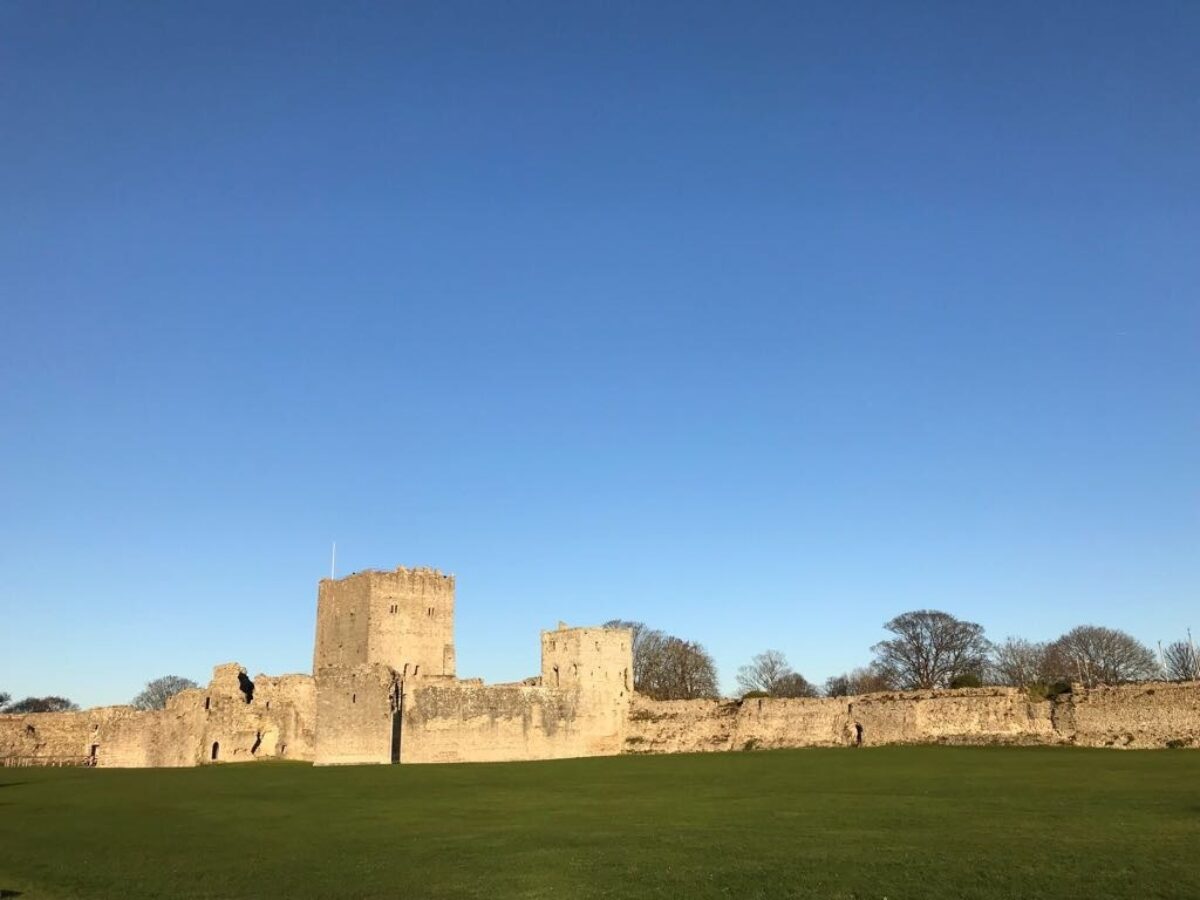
left=1027, top=681, right=1072, bottom=701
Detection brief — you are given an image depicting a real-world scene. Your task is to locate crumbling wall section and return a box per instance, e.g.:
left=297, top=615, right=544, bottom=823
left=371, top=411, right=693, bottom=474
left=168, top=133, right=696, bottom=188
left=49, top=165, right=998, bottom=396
left=624, top=697, right=742, bottom=754
left=1, top=666, right=315, bottom=769
left=91, top=664, right=314, bottom=768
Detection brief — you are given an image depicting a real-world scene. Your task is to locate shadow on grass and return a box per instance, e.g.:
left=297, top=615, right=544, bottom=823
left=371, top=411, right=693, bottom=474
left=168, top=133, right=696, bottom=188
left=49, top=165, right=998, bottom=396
left=1, top=890, right=24, bottom=897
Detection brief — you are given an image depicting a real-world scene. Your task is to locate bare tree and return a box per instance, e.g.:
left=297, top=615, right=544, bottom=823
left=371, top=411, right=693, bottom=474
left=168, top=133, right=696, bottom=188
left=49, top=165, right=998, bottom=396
left=1162, top=640, right=1198, bottom=681
left=131, top=675, right=199, bottom=711
left=990, top=637, right=1054, bottom=687
left=1048, top=625, right=1160, bottom=686
left=736, top=650, right=793, bottom=695
left=5, top=696, right=79, bottom=713
left=604, top=620, right=719, bottom=699
left=871, top=610, right=990, bottom=690
left=824, top=666, right=893, bottom=697
left=639, top=637, right=720, bottom=700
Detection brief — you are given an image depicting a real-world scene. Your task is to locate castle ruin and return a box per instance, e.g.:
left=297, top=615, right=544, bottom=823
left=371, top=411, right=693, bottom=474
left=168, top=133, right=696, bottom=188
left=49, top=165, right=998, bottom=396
left=2, top=564, right=1198, bottom=767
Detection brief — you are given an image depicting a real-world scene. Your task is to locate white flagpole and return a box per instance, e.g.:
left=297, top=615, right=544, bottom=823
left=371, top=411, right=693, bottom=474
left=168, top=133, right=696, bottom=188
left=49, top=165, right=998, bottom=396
left=331, top=541, right=337, bottom=580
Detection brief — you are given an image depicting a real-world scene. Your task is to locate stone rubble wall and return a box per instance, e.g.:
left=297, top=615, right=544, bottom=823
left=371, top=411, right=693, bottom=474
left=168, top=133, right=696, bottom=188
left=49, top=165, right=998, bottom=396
left=625, top=681, right=1200, bottom=754
left=1063, top=681, right=1200, bottom=748
left=850, top=687, right=1057, bottom=746
left=0, top=706, right=141, bottom=765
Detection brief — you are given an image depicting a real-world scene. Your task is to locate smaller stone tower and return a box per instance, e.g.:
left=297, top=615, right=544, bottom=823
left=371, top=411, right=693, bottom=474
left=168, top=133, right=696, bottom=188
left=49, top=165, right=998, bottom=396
left=313, top=567, right=456, bottom=678
left=541, top=624, right=632, bottom=695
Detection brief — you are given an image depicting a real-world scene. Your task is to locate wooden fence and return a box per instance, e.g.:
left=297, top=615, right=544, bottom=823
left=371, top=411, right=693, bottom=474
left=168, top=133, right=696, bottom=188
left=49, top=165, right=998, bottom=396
left=0, top=755, right=95, bottom=768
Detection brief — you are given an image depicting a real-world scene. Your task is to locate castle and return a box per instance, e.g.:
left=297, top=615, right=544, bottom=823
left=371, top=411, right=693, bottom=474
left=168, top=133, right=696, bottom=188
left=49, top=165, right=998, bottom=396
left=309, top=567, right=632, bottom=765
left=2, top=566, right=635, bottom=767
left=2, top=564, right=1198, bottom=767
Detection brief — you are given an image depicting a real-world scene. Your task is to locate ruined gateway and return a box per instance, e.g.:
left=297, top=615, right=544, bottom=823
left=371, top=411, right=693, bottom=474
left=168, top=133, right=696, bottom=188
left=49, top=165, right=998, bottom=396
left=2, top=565, right=1199, bottom=767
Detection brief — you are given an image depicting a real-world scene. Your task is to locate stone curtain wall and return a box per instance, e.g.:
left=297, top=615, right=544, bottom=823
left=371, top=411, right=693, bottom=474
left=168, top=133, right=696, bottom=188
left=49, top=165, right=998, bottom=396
left=0, top=664, right=317, bottom=768
left=398, top=674, right=632, bottom=765
left=4, top=674, right=1197, bottom=768
left=850, top=688, right=1056, bottom=747
left=319, top=625, right=635, bottom=765
left=398, top=682, right=591, bottom=764
left=0, top=706, right=141, bottom=766
left=5, top=678, right=1197, bottom=768
left=625, top=682, right=1200, bottom=754
left=1065, top=681, right=1200, bottom=748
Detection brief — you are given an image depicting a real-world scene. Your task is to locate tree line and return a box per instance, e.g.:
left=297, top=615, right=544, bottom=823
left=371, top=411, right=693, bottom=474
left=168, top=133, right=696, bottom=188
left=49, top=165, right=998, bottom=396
left=607, top=612, right=1198, bottom=701
left=0, top=693, right=78, bottom=713
left=1, top=676, right=200, bottom=715
left=4, top=619, right=1195, bottom=710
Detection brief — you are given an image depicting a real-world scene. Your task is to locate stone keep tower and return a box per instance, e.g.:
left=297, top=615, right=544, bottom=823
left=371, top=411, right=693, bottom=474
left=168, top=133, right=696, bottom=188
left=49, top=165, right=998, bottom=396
left=312, top=567, right=456, bottom=678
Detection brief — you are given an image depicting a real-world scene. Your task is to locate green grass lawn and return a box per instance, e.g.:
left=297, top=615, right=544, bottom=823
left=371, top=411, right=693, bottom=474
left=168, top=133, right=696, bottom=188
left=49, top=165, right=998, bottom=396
left=2, top=747, right=1198, bottom=899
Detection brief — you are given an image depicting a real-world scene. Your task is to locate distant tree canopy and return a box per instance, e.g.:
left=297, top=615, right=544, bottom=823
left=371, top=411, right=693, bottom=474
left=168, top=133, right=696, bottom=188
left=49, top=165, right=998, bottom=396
left=824, top=667, right=893, bottom=697
left=948, top=673, right=982, bottom=689
left=607, top=612, right=1177, bottom=698
left=736, top=650, right=818, bottom=698
left=771, top=672, right=820, bottom=698
left=1048, top=626, right=1160, bottom=686
left=604, top=620, right=719, bottom=700
left=989, top=637, right=1057, bottom=688
left=871, top=610, right=990, bottom=690
left=1162, top=640, right=1198, bottom=682
left=0, top=691, right=10, bottom=710
left=5, top=696, right=78, bottom=713
left=132, top=675, right=199, bottom=711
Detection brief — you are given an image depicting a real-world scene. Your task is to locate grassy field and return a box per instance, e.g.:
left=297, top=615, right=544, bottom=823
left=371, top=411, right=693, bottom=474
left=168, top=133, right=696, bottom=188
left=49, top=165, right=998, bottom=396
left=2, top=747, right=1198, bottom=899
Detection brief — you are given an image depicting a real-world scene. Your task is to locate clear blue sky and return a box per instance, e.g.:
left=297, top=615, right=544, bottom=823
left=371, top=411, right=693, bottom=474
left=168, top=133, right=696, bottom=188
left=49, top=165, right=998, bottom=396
left=2, top=2, right=1196, bottom=707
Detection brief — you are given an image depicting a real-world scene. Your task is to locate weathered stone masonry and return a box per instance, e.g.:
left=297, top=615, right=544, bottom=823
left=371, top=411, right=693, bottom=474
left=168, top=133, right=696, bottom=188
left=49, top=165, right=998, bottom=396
left=2, top=564, right=1198, bottom=767
left=623, top=682, right=1200, bottom=754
